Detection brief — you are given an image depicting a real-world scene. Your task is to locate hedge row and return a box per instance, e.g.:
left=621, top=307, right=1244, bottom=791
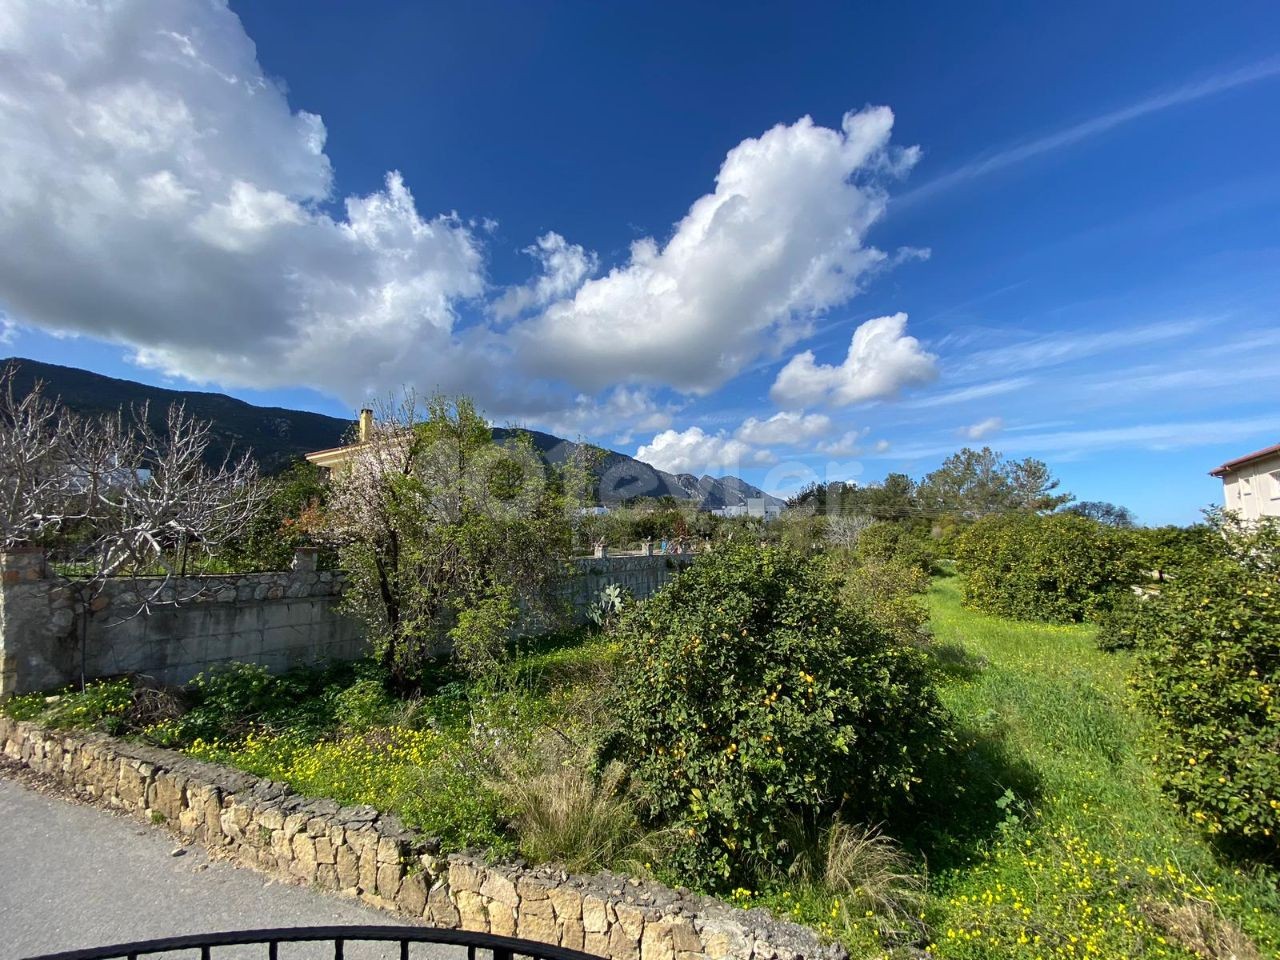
left=952, top=512, right=1139, bottom=623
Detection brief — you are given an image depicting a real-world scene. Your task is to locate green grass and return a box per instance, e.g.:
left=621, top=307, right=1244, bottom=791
left=918, top=575, right=1280, bottom=959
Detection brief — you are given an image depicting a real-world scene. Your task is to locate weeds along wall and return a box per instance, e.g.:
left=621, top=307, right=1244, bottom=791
left=0, top=716, right=841, bottom=960
left=0, top=550, right=694, bottom=697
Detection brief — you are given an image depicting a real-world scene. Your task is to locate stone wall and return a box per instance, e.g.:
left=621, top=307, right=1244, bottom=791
left=0, top=551, right=696, bottom=698
left=0, top=550, right=362, bottom=697
left=0, top=717, right=842, bottom=960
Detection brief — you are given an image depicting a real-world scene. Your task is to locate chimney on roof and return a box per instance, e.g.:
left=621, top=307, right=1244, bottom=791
left=358, top=408, right=374, bottom=443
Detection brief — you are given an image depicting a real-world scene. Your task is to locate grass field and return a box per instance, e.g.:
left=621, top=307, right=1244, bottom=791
left=918, top=575, right=1279, bottom=959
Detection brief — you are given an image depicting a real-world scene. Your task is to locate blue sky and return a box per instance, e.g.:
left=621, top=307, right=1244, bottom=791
left=1, top=1, right=1277, bottom=524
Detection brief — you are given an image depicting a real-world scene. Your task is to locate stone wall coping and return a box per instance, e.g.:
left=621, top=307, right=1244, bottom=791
left=0, top=716, right=843, bottom=960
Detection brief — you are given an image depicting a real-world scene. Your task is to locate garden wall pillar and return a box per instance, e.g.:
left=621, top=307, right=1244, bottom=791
left=0, top=549, right=74, bottom=699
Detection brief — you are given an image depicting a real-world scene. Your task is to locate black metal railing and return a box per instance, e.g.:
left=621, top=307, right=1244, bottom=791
left=20, top=926, right=605, bottom=960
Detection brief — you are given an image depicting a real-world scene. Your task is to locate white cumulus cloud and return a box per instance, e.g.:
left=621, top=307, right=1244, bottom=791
left=817, top=429, right=869, bottom=457
left=516, top=109, right=919, bottom=393
left=735, top=411, right=832, bottom=446
left=0, top=0, right=485, bottom=403
left=635, top=427, right=772, bottom=475
left=532, top=386, right=675, bottom=440
left=770, top=313, right=937, bottom=407
left=491, top=231, right=598, bottom=320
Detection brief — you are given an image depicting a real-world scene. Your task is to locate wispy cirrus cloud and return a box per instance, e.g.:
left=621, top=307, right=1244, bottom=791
left=949, top=318, right=1206, bottom=380
left=904, top=56, right=1280, bottom=202
left=874, top=414, right=1280, bottom=462
left=902, top=376, right=1033, bottom=409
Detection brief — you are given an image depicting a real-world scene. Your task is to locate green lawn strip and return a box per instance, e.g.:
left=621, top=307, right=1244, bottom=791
left=922, top=576, right=1280, bottom=959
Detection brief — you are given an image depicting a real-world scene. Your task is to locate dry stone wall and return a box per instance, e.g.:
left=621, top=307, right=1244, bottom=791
left=0, top=717, right=842, bottom=960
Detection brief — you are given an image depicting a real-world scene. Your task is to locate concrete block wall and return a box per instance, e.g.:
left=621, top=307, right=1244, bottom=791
left=562, top=554, right=695, bottom=621
left=0, top=550, right=363, bottom=697
left=0, top=551, right=698, bottom=697
left=0, top=717, right=842, bottom=960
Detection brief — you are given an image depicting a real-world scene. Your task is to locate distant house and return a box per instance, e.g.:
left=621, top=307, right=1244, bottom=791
left=745, top=497, right=782, bottom=521
left=1211, top=442, right=1280, bottom=521
left=305, top=408, right=374, bottom=471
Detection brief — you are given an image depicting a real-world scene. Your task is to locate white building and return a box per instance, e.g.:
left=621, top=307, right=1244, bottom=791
left=711, top=504, right=748, bottom=518
left=1211, top=443, right=1280, bottom=521
left=745, top=497, right=782, bottom=521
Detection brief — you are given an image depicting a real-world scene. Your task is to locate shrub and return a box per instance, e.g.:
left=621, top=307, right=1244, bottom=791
left=1125, top=524, right=1214, bottom=581
left=953, top=512, right=1137, bottom=623
left=1094, top=589, right=1155, bottom=651
left=1131, top=512, right=1280, bottom=856
left=604, top=544, right=951, bottom=887
left=332, top=677, right=399, bottom=732
left=832, top=557, right=932, bottom=647
left=854, top=522, right=937, bottom=575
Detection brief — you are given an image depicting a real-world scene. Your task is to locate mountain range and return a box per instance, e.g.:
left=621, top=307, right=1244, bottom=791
left=2, top=358, right=783, bottom=510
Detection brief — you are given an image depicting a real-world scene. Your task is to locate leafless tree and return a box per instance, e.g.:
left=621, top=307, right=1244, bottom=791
left=79, top=402, right=268, bottom=610
left=0, top=367, right=87, bottom=549
left=825, top=513, right=874, bottom=552
left=0, top=362, right=267, bottom=613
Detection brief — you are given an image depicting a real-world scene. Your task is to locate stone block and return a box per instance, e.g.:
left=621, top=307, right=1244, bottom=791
left=516, top=901, right=559, bottom=946
left=642, top=920, right=676, bottom=960
left=700, top=920, right=751, bottom=960
left=396, top=871, right=428, bottom=917
left=489, top=902, right=517, bottom=937
left=449, top=860, right=484, bottom=894
left=290, top=833, right=318, bottom=881
left=561, top=921, right=586, bottom=952
left=548, top=886, right=583, bottom=923
left=615, top=903, right=648, bottom=939
left=610, top=923, right=642, bottom=960
left=516, top=875, right=552, bottom=901
left=669, top=919, right=703, bottom=955
left=375, top=861, right=402, bottom=900
left=375, top=835, right=401, bottom=864
left=583, top=895, right=610, bottom=933
left=314, top=835, right=335, bottom=864
left=427, top=886, right=460, bottom=927
left=335, top=843, right=360, bottom=888
left=480, top=870, right=519, bottom=908
left=455, top=890, right=489, bottom=932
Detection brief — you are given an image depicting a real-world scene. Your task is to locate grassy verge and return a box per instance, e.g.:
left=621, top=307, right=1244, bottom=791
left=919, top=575, right=1279, bottom=959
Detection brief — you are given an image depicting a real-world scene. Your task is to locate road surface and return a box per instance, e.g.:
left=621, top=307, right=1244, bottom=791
left=0, top=771, right=454, bottom=960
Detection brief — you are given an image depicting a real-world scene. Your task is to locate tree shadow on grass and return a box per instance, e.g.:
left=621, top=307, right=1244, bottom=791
left=929, top=641, right=989, bottom=682
left=893, top=721, right=1043, bottom=872
left=885, top=642, right=1043, bottom=871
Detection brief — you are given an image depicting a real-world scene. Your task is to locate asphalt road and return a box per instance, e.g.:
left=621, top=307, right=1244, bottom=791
left=0, top=774, right=455, bottom=960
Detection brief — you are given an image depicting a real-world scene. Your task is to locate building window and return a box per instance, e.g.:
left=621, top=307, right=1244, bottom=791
left=1271, top=470, right=1280, bottom=500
